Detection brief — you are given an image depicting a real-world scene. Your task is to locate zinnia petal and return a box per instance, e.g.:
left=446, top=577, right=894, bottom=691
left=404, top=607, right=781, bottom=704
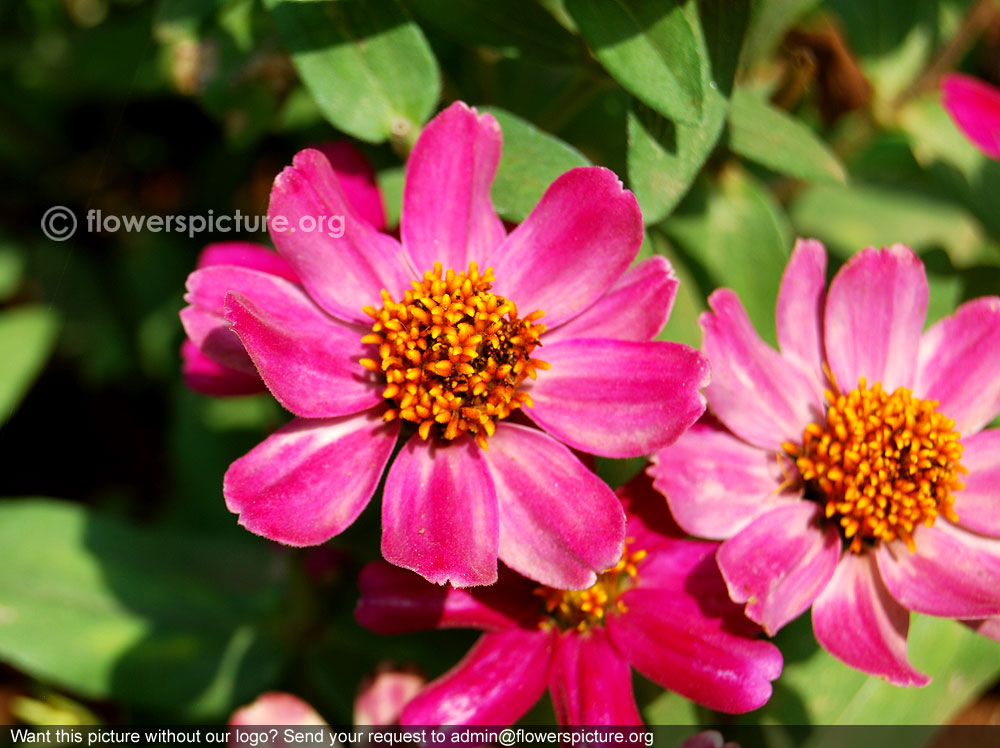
left=543, top=256, right=678, bottom=345
left=382, top=435, right=499, bottom=587
left=224, top=285, right=380, bottom=418
left=876, top=520, right=1000, bottom=619
left=775, top=238, right=828, bottom=396
left=355, top=561, right=538, bottom=634
left=717, top=503, right=842, bottom=635
left=966, top=617, right=1000, bottom=642
left=268, top=148, right=414, bottom=323
left=317, top=141, right=387, bottom=231
left=915, top=296, right=1000, bottom=435
left=524, top=338, right=709, bottom=458
left=400, top=627, right=555, bottom=726
left=401, top=102, right=505, bottom=272
left=942, top=73, right=1000, bottom=160
left=195, top=241, right=298, bottom=281
left=701, top=289, right=821, bottom=450
left=223, top=412, right=399, bottom=546
left=650, top=421, right=798, bottom=540
left=489, top=167, right=643, bottom=327
left=608, top=588, right=782, bottom=714
left=481, top=423, right=625, bottom=590
left=953, top=429, right=1000, bottom=537
left=548, top=628, right=642, bottom=726
left=230, top=692, right=327, bottom=726
left=812, top=552, right=930, bottom=687
left=180, top=339, right=264, bottom=396
left=824, top=244, right=927, bottom=392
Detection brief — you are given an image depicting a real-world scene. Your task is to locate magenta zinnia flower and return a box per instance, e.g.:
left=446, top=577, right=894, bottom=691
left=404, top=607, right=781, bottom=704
left=356, top=475, right=782, bottom=724
left=180, top=101, right=709, bottom=589
left=650, top=239, right=1000, bottom=686
left=942, top=73, right=1000, bottom=160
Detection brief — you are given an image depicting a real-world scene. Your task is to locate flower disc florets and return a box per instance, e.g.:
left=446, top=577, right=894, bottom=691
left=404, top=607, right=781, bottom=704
left=359, top=261, right=549, bottom=450
left=784, top=377, right=966, bottom=553
left=535, top=544, right=647, bottom=631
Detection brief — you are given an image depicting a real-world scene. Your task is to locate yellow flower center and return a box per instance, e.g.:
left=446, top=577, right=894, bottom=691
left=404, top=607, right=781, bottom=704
left=534, top=544, right=647, bottom=632
left=359, top=261, right=548, bottom=450
left=783, top=377, right=966, bottom=553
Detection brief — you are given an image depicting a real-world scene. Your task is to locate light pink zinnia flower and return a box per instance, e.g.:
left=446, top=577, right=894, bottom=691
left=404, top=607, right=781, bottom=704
left=650, top=239, right=1000, bottom=686
left=354, top=664, right=426, bottom=726
left=942, top=73, right=1000, bottom=160
left=230, top=691, right=327, bottom=725
left=180, top=101, right=709, bottom=589
left=181, top=142, right=385, bottom=397
left=355, top=475, right=782, bottom=724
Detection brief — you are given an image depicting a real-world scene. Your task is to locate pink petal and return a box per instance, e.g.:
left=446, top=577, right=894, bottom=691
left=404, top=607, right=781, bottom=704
left=230, top=692, right=327, bottom=726
left=548, top=628, right=641, bottom=726
left=355, top=561, right=539, bottom=635
left=524, top=338, right=709, bottom=458
left=317, top=141, right=387, bottom=231
left=382, top=435, right=499, bottom=587
left=180, top=339, right=264, bottom=396
left=679, top=732, right=729, bottom=748
left=617, top=472, right=685, bottom=552
left=965, top=617, right=1000, bottom=642
left=268, top=148, right=414, bottom=323
left=812, top=552, right=929, bottom=687
left=489, top=167, right=643, bottom=328
left=915, top=296, right=1000, bottom=435
left=717, top=503, right=842, bottom=635
left=354, top=666, right=425, bottom=726
left=954, top=429, right=1000, bottom=537
left=776, top=238, right=828, bottom=396
left=649, top=421, right=797, bottom=541
left=196, top=241, right=298, bottom=282
left=543, top=256, right=679, bottom=345
left=400, top=627, right=555, bottom=726
left=480, top=423, right=625, bottom=589
left=607, top=587, right=782, bottom=713
left=876, top=520, right=1000, bottom=619
left=224, top=411, right=399, bottom=546
left=401, top=102, right=505, bottom=273
left=700, top=289, right=822, bottom=450
left=942, top=73, right=1000, bottom=160
left=222, top=279, right=381, bottom=418
left=824, top=244, right=928, bottom=393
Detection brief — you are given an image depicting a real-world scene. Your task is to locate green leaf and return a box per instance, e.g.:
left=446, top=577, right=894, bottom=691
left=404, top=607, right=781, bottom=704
left=661, top=169, right=791, bottom=346
left=727, top=88, right=846, bottom=184
left=0, top=306, right=59, bottom=425
left=0, top=243, right=24, bottom=303
left=404, top=0, right=580, bottom=61
left=790, top=182, right=985, bottom=263
left=267, top=0, right=440, bottom=145
left=567, top=0, right=702, bottom=125
left=0, top=500, right=287, bottom=718
left=638, top=231, right=706, bottom=349
left=479, top=107, right=589, bottom=223
left=626, top=0, right=750, bottom=223
left=757, top=614, right=1000, bottom=731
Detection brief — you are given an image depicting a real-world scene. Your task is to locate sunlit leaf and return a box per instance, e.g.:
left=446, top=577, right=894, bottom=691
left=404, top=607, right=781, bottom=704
left=0, top=306, right=59, bottom=425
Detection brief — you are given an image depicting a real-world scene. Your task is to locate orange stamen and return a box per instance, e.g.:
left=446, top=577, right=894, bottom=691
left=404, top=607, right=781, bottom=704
left=360, top=261, right=546, bottom=448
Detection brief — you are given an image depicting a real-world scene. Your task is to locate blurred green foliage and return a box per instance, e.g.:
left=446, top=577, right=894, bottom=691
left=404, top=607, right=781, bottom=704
left=0, top=0, right=998, bottom=730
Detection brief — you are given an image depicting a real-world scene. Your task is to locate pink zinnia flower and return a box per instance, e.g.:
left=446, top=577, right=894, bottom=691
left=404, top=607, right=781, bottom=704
left=650, top=239, right=1000, bottom=686
left=230, top=692, right=327, bottom=725
left=354, top=664, right=426, bottom=726
left=942, top=73, right=1000, bottom=160
left=180, top=101, right=709, bottom=589
left=181, top=142, right=386, bottom=397
left=355, top=475, right=782, bottom=725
